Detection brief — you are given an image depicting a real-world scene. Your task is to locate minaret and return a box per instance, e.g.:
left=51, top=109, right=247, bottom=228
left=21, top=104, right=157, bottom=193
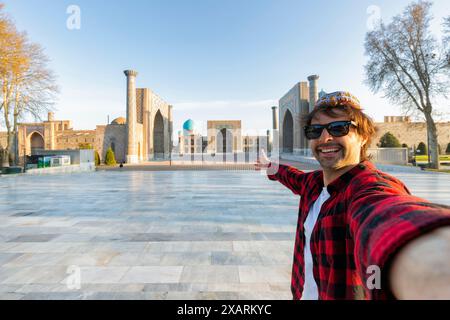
left=168, top=105, right=173, bottom=157
left=124, top=70, right=138, bottom=164
left=271, top=106, right=279, bottom=130
left=271, top=106, right=279, bottom=156
left=307, top=75, right=320, bottom=112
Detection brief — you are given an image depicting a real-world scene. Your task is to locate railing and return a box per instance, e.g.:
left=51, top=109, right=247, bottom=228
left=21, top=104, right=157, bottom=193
left=281, top=148, right=409, bottom=166
left=367, top=148, right=409, bottom=165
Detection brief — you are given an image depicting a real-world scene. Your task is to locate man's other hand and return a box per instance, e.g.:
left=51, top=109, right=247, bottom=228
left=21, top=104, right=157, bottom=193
left=255, top=149, right=271, bottom=171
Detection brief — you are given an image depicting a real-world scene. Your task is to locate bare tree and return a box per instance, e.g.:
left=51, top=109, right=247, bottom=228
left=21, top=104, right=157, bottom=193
left=0, top=4, right=58, bottom=166
left=365, top=1, right=449, bottom=169
left=11, top=42, right=58, bottom=164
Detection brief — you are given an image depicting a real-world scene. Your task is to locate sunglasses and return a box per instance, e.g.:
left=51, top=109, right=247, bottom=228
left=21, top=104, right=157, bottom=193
left=304, top=121, right=357, bottom=140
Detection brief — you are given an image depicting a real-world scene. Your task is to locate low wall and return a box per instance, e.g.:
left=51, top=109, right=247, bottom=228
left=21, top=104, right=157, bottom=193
left=280, top=153, right=423, bottom=173
left=35, top=149, right=94, bottom=165
left=24, top=163, right=96, bottom=176
left=367, top=148, right=409, bottom=165
left=21, top=149, right=95, bottom=175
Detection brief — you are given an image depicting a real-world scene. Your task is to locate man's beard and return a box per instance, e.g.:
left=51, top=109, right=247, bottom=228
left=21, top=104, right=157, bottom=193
left=314, top=144, right=346, bottom=170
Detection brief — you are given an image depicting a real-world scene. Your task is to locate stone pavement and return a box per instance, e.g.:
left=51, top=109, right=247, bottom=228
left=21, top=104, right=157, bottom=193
left=0, top=168, right=449, bottom=300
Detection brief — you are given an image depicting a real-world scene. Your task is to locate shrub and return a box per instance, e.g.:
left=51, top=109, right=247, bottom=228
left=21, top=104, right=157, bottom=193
left=446, top=143, right=450, bottom=155
left=94, top=151, right=101, bottom=166
left=105, top=147, right=117, bottom=166
left=379, top=132, right=401, bottom=148
left=79, top=143, right=93, bottom=150
left=416, top=142, right=427, bottom=155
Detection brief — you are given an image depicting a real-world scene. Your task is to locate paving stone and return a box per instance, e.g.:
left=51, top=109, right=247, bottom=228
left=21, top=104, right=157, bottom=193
left=0, top=253, right=23, bottom=266
left=180, top=266, right=240, bottom=284
left=238, top=266, right=291, bottom=283
left=75, top=267, right=130, bottom=284
left=211, top=251, right=263, bottom=266
left=120, top=266, right=183, bottom=284
left=0, top=292, right=26, bottom=300
left=159, top=252, right=211, bottom=266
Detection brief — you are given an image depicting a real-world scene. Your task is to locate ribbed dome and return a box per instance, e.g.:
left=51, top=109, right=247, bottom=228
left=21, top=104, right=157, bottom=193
left=111, top=117, right=126, bottom=125
left=183, top=119, right=195, bottom=132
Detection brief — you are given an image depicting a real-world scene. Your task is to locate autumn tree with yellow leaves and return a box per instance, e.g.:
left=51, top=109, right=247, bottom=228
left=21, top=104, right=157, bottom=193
left=0, top=4, right=58, bottom=167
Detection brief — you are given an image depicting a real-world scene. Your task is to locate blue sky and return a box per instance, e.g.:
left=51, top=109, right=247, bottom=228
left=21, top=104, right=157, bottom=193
left=2, top=0, right=449, bottom=136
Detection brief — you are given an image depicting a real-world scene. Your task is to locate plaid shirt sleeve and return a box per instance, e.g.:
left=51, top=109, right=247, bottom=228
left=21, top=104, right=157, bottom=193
left=347, top=170, right=450, bottom=299
left=266, top=163, right=310, bottom=195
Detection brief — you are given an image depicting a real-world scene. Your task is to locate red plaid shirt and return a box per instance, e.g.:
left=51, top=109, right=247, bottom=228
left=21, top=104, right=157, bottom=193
left=267, top=161, right=450, bottom=300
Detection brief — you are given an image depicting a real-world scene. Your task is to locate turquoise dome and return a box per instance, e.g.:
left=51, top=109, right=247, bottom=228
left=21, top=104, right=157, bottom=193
left=183, top=119, right=195, bottom=132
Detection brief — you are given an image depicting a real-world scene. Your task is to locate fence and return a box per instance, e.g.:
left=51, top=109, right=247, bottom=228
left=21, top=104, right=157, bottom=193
left=31, top=149, right=94, bottom=165
left=281, top=148, right=409, bottom=166
left=367, top=148, right=409, bottom=165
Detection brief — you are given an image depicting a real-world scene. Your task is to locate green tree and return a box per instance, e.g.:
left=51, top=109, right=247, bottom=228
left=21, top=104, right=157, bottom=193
left=417, top=142, right=428, bottom=155
left=446, top=143, right=450, bottom=155
left=379, top=132, right=402, bottom=148
left=104, top=147, right=116, bottom=166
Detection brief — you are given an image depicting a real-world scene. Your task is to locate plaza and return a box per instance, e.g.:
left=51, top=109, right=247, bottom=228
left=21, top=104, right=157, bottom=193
left=0, top=166, right=449, bottom=300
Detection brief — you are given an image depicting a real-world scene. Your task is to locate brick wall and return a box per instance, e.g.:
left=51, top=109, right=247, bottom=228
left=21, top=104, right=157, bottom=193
left=371, top=122, right=450, bottom=151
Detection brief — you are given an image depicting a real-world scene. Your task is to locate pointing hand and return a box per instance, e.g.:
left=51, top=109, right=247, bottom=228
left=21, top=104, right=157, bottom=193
left=255, top=148, right=271, bottom=171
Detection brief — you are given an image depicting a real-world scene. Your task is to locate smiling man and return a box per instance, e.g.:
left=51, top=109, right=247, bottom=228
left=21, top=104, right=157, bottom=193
left=256, top=91, right=450, bottom=300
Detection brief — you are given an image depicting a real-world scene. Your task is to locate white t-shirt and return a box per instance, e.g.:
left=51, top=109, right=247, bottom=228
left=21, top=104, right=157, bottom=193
left=301, top=187, right=330, bottom=300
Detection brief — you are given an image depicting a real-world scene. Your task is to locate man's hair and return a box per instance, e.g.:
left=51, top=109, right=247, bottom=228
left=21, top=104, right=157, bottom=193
left=302, top=105, right=377, bottom=162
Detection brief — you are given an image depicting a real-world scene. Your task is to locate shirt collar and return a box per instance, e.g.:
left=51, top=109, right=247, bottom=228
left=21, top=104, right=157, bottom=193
left=325, top=161, right=376, bottom=194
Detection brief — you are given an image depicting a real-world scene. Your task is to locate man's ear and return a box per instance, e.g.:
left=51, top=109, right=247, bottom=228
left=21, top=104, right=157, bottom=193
left=360, top=136, right=368, bottom=148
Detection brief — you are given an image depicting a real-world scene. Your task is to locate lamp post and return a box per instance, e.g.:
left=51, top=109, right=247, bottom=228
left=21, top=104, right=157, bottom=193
left=169, top=105, right=173, bottom=167
left=169, top=138, right=172, bottom=167
left=23, top=146, right=26, bottom=173
left=201, top=138, right=204, bottom=164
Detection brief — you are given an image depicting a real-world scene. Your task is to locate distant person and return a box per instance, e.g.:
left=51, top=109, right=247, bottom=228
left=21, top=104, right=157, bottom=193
left=256, top=91, right=450, bottom=300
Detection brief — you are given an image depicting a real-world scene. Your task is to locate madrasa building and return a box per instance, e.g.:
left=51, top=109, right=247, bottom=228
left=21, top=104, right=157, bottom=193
left=272, top=75, right=322, bottom=155
left=176, top=119, right=271, bottom=161
left=0, top=70, right=173, bottom=164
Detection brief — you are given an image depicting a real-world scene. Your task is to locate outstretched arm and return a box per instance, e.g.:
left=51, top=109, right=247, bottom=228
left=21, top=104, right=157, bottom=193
left=255, top=149, right=310, bottom=196
left=389, top=226, right=450, bottom=299
left=347, top=176, right=450, bottom=299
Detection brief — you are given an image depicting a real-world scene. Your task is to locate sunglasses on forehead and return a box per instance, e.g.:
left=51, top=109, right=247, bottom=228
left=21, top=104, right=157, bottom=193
left=304, top=121, right=357, bottom=140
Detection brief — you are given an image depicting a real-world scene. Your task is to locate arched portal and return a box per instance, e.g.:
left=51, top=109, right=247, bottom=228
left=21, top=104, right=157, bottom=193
left=30, top=132, right=45, bottom=155
left=153, top=110, right=165, bottom=159
left=282, top=110, right=294, bottom=153
left=217, top=128, right=233, bottom=162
